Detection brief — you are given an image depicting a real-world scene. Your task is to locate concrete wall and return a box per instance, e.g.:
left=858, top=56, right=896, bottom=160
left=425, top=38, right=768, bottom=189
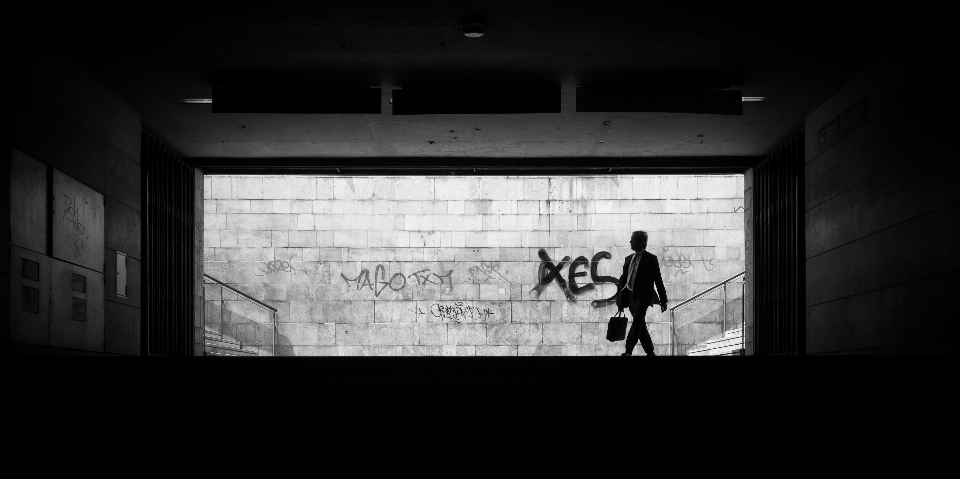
left=804, top=30, right=960, bottom=354
left=203, top=174, right=745, bottom=356
left=195, top=168, right=205, bottom=355
left=2, top=27, right=142, bottom=354
left=743, top=167, right=755, bottom=355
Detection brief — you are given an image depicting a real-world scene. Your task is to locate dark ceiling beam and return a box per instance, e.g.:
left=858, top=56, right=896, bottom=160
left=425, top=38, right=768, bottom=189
left=190, top=156, right=761, bottom=175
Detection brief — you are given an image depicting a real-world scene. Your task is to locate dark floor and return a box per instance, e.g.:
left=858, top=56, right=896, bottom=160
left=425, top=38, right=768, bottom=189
left=6, top=355, right=954, bottom=441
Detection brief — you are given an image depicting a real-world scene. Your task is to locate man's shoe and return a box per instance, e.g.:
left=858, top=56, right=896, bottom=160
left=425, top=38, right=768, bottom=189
left=621, top=353, right=632, bottom=356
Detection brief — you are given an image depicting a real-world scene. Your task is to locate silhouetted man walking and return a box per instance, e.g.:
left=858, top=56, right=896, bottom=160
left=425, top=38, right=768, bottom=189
left=617, top=231, right=668, bottom=356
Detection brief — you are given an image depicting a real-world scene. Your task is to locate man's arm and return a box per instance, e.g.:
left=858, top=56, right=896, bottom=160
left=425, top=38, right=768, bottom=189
left=653, top=256, right=668, bottom=313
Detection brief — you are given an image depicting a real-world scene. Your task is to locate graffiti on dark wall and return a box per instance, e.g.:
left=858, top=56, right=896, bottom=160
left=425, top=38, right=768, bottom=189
left=530, top=249, right=619, bottom=308
left=341, top=264, right=454, bottom=298
left=61, top=194, right=97, bottom=256
left=13, top=162, right=46, bottom=200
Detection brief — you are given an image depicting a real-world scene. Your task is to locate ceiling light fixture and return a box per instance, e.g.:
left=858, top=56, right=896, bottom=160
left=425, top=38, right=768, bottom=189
left=461, top=22, right=487, bottom=38
left=742, top=96, right=774, bottom=102
left=173, top=99, right=213, bottom=104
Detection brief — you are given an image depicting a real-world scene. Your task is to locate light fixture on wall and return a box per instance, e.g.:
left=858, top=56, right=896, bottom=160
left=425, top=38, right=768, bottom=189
left=742, top=96, right=774, bottom=102
left=461, top=21, right=487, bottom=38
left=172, top=99, right=213, bottom=104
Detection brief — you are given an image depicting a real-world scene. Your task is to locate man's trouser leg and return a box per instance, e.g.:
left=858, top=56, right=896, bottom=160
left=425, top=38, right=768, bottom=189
left=625, top=305, right=655, bottom=355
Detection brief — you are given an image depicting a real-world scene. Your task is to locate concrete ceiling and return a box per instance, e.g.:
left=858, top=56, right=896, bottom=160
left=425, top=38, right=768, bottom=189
left=18, top=2, right=910, bottom=160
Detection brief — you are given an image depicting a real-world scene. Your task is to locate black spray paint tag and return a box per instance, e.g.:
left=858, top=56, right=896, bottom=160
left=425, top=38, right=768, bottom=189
left=840, top=95, right=869, bottom=140
left=817, top=115, right=841, bottom=155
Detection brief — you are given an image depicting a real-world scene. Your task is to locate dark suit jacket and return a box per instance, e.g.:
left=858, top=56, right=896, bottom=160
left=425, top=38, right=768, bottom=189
left=616, top=251, right=668, bottom=310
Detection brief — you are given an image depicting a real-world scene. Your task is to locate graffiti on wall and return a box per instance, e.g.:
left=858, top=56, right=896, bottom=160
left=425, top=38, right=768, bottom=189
left=467, top=261, right=510, bottom=284
left=530, top=249, right=619, bottom=308
left=341, top=264, right=454, bottom=298
left=61, top=194, right=98, bottom=256
left=13, top=162, right=46, bottom=200
left=412, top=302, right=497, bottom=323
left=659, top=247, right=717, bottom=279
left=255, top=260, right=298, bottom=276
left=408, top=268, right=454, bottom=286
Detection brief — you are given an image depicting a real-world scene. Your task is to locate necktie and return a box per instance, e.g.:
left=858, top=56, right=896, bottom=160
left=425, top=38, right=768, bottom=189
left=625, top=251, right=643, bottom=291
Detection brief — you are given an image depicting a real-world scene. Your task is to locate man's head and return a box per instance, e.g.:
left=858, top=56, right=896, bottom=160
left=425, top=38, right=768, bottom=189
left=629, top=230, right=648, bottom=252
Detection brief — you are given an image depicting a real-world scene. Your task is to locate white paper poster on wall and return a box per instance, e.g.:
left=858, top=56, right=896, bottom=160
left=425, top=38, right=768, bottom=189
left=10, top=148, right=48, bottom=254
left=52, top=169, right=104, bottom=273
left=116, top=251, right=127, bottom=298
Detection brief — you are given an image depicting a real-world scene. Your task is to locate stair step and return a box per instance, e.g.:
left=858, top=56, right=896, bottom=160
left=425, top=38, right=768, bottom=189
left=205, top=341, right=244, bottom=353
left=723, top=328, right=742, bottom=339
left=689, top=342, right=743, bottom=356
left=204, top=335, right=241, bottom=347
left=697, top=334, right=742, bottom=348
left=694, top=337, right=742, bottom=351
left=204, top=340, right=251, bottom=352
left=205, top=348, right=257, bottom=357
left=689, top=348, right=740, bottom=356
left=204, top=344, right=258, bottom=356
left=205, top=350, right=236, bottom=357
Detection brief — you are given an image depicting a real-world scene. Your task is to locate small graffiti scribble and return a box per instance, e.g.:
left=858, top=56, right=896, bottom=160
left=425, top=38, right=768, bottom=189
left=255, top=260, right=297, bottom=276
left=62, top=194, right=95, bottom=256
left=467, top=261, right=510, bottom=284
left=660, top=247, right=717, bottom=278
left=14, top=163, right=45, bottom=200
left=428, top=302, right=496, bottom=323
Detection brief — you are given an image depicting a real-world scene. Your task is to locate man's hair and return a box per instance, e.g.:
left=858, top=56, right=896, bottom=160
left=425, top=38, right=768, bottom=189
left=632, top=230, right=649, bottom=248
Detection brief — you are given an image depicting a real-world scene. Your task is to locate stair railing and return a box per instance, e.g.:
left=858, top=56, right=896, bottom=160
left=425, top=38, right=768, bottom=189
left=203, top=273, right=278, bottom=356
left=669, top=271, right=745, bottom=356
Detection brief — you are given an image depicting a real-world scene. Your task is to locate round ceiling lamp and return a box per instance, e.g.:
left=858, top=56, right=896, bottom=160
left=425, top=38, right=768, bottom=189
left=461, top=22, right=487, bottom=38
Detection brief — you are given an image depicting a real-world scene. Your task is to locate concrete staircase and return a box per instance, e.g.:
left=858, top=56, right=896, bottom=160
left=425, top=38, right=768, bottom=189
left=204, top=328, right=258, bottom=357
left=687, top=328, right=743, bottom=356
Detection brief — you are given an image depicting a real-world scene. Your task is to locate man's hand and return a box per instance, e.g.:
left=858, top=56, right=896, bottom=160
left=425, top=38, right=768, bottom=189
left=660, top=302, right=668, bottom=313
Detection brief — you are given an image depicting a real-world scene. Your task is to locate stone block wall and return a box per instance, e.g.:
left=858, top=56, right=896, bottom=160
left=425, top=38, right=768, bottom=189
left=203, top=175, right=744, bottom=356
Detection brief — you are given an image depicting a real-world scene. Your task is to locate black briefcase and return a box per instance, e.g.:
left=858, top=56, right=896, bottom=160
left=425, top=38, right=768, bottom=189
left=606, top=311, right=627, bottom=342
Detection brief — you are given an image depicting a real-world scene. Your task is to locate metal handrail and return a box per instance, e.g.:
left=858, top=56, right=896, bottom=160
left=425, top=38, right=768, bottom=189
left=669, top=271, right=745, bottom=312
left=669, top=270, right=745, bottom=356
left=203, top=273, right=277, bottom=356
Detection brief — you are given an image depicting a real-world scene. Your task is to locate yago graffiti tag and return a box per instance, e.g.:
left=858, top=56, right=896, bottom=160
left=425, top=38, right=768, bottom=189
left=341, top=264, right=406, bottom=298
left=341, top=264, right=454, bottom=298
left=407, top=268, right=454, bottom=287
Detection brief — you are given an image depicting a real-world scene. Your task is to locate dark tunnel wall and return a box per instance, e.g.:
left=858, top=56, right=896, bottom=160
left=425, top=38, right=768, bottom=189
left=2, top=27, right=142, bottom=354
left=803, top=29, right=960, bottom=354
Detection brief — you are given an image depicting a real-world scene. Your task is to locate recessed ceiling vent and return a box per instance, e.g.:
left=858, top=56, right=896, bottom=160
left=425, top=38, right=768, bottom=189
left=211, top=85, right=381, bottom=113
